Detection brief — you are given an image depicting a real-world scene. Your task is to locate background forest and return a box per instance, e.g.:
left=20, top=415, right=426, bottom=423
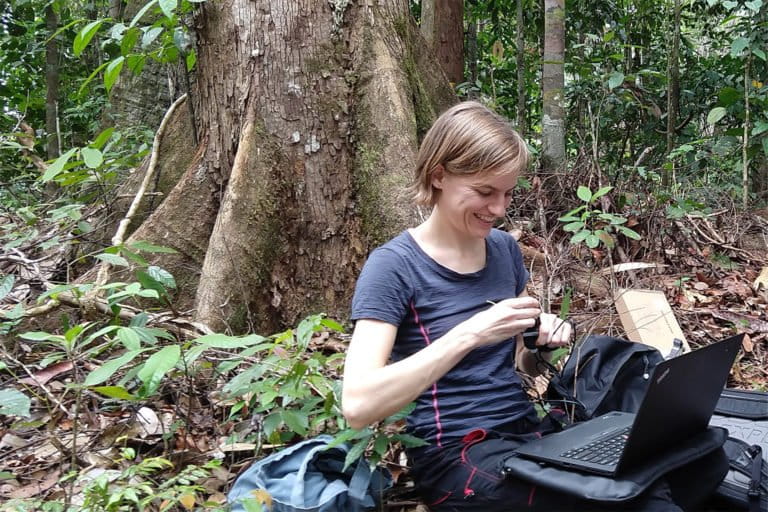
left=0, top=0, right=766, bottom=510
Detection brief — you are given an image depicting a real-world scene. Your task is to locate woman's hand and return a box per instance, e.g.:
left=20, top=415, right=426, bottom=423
left=534, top=312, right=572, bottom=350
left=451, top=296, right=542, bottom=348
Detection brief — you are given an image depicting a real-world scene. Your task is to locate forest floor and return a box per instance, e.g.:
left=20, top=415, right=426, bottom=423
left=0, top=205, right=766, bottom=511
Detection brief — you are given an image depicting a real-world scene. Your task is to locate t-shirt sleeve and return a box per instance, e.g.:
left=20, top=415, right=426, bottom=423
left=506, top=233, right=530, bottom=296
left=351, top=247, right=413, bottom=326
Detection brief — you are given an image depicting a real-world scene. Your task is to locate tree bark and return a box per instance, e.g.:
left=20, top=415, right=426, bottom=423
left=516, top=0, right=526, bottom=135
left=45, top=4, right=60, bottom=159
left=116, top=0, right=455, bottom=333
left=542, top=0, right=565, bottom=172
left=420, top=0, right=464, bottom=85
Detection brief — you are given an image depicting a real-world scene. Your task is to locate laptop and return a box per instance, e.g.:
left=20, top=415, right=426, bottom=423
left=512, top=334, right=743, bottom=477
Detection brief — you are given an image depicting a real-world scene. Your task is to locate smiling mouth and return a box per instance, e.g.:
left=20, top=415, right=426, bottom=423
left=475, top=214, right=495, bottom=223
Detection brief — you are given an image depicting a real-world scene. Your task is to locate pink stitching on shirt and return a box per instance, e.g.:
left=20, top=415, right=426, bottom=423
left=410, top=300, right=444, bottom=448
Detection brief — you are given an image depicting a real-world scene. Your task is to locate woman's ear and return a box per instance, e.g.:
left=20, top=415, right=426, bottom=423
left=431, top=165, right=445, bottom=189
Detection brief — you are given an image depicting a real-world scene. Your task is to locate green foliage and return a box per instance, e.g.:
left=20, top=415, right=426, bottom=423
left=4, top=451, right=223, bottom=512
left=559, top=186, right=641, bottom=249
left=218, top=314, right=347, bottom=442
left=0, top=387, right=32, bottom=417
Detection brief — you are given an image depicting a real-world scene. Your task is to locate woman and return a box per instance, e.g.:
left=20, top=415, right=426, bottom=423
left=341, top=102, right=721, bottom=511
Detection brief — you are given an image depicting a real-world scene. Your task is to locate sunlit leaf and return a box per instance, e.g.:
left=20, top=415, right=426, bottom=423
left=42, top=148, right=78, bottom=182
left=74, top=20, right=104, bottom=57
left=91, top=127, right=115, bottom=150
left=117, top=328, right=142, bottom=351
left=129, top=241, right=178, bottom=253
left=0, top=275, right=14, bottom=301
left=92, top=385, right=138, bottom=400
left=707, top=107, right=727, bottom=125
left=591, top=186, right=613, bottom=201
left=576, top=186, right=592, bottom=203
left=85, top=350, right=146, bottom=386
left=137, top=345, right=181, bottom=397
left=142, top=26, right=163, bottom=48
left=130, top=0, right=159, bottom=27
left=159, top=0, right=178, bottom=19
left=121, top=26, right=141, bottom=55
left=81, top=147, right=103, bottom=169
left=194, top=333, right=269, bottom=349
left=730, top=37, right=749, bottom=58
left=562, top=221, right=584, bottom=232
left=342, top=440, right=368, bottom=471
left=147, top=266, right=176, bottom=289
left=0, top=388, right=31, bottom=417
left=104, top=56, right=125, bottom=93
left=94, top=253, right=129, bottom=267
left=607, top=71, right=624, bottom=89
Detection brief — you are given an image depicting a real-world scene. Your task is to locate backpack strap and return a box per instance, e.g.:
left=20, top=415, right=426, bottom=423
left=747, top=444, right=763, bottom=512
left=347, top=457, right=373, bottom=503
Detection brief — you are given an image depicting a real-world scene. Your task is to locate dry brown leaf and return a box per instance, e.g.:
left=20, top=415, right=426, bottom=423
left=207, top=492, right=228, bottom=504
left=754, top=266, right=768, bottom=291
left=710, top=310, right=768, bottom=333
left=250, top=488, right=273, bottom=507
left=5, top=470, right=59, bottom=499
left=19, top=361, right=74, bottom=387
left=722, top=275, right=753, bottom=298
left=179, top=493, right=196, bottom=510
left=742, top=334, right=754, bottom=353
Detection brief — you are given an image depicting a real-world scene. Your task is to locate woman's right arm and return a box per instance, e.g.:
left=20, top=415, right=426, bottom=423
left=341, top=296, right=541, bottom=429
left=341, top=318, right=478, bottom=429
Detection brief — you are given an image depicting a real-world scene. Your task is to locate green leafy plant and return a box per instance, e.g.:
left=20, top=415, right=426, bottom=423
left=559, top=186, right=641, bottom=249
left=215, top=314, right=346, bottom=442
left=4, top=449, right=223, bottom=512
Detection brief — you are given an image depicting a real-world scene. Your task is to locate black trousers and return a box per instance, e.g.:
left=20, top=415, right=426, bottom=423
left=410, top=417, right=729, bottom=512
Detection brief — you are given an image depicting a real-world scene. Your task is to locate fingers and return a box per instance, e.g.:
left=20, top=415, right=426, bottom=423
left=536, top=313, right=573, bottom=348
left=492, top=297, right=541, bottom=324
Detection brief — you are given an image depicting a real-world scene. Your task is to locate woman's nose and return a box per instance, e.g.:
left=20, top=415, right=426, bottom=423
left=488, top=194, right=507, bottom=216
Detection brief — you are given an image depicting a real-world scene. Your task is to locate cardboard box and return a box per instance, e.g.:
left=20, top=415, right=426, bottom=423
left=615, top=289, right=690, bottom=356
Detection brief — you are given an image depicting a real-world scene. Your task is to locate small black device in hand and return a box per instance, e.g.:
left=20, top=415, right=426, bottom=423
left=522, top=317, right=556, bottom=352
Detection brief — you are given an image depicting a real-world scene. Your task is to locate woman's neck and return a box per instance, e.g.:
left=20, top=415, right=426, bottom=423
left=409, top=211, right=487, bottom=273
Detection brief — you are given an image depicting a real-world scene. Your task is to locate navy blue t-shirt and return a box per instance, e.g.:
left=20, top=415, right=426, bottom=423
left=350, top=228, right=536, bottom=454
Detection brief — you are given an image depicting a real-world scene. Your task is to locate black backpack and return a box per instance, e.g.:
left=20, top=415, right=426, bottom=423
left=709, top=389, right=768, bottom=512
left=545, top=334, right=664, bottom=423
left=545, top=335, right=767, bottom=512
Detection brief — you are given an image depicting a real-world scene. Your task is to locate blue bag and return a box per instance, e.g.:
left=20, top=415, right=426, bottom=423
left=227, top=434, right=393, bottom=512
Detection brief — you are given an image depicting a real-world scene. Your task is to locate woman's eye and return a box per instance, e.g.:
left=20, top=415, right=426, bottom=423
left=477, top=189, right=492, bottom=197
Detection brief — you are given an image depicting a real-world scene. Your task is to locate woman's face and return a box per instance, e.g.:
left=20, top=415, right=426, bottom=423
left=431, top=164, right=519, bottom=239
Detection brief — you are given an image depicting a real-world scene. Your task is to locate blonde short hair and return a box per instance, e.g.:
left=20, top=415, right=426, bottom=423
left=410, top=101, right=529, bottom=207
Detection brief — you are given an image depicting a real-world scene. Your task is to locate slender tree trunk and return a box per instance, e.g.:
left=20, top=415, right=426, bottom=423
left=542, top=0, right=565, bottom=172
left=420, top=0, right=464, bottom=84
left=743, top=58, right=751, bottom=209
left=516, top=0, right=526, bottom=135
left=664, top=0, right=681, bottom=187
left=466, top=20, right=478, bottom=95
left=115, top=0, right=455, bottom=333
left=45, top=4, right=60, bottom=159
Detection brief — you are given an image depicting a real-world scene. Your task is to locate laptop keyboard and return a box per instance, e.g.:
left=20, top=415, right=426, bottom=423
left=559, top=426, right=631, bottom=466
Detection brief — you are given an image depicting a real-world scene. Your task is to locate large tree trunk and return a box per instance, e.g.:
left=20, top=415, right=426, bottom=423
left=420, top=0, right=464, bottom=85
left=122, top=0, right=455, bottom=333
left=541, top=0, right=565, bottom=172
